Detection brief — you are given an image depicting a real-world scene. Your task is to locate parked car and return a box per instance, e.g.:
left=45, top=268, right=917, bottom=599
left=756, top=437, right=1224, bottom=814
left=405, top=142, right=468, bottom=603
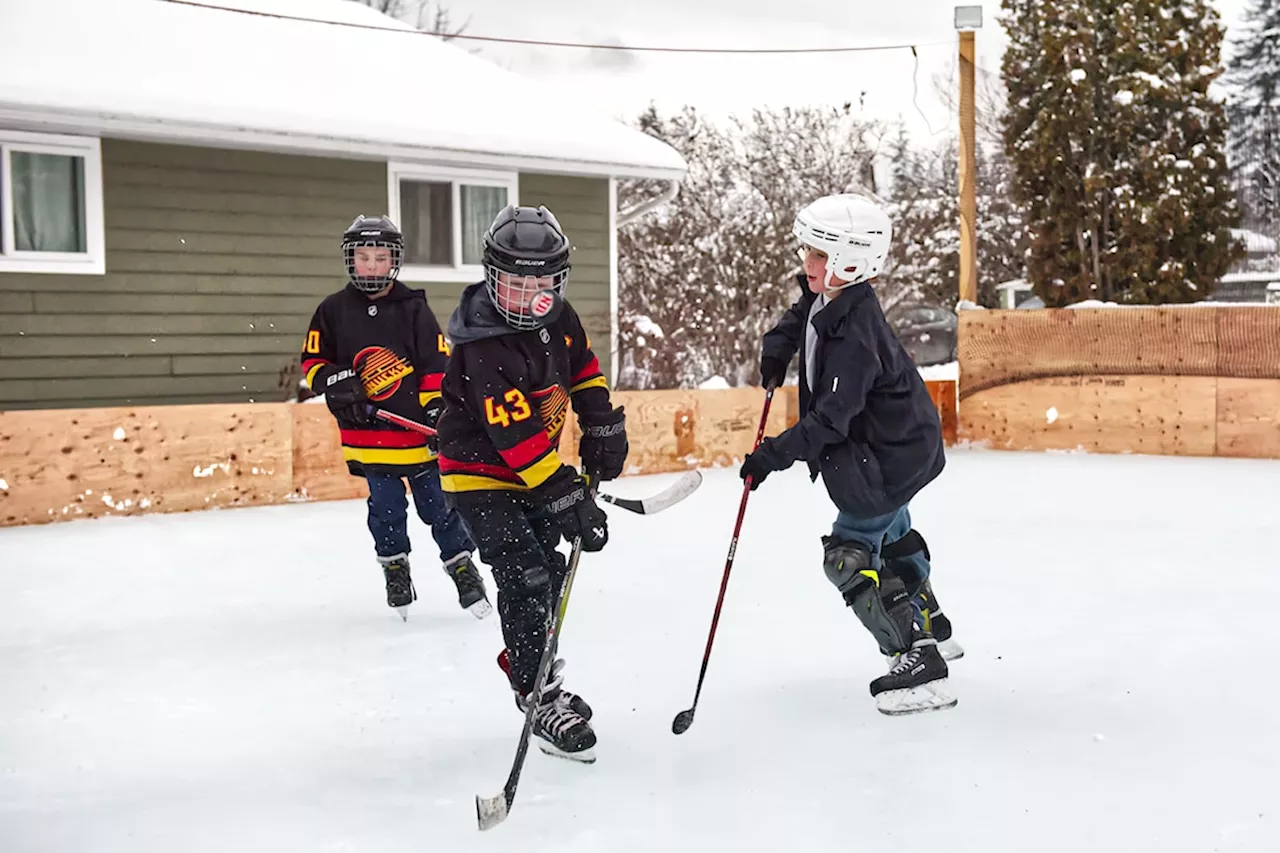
left=886, top=302, right=957, bottom=366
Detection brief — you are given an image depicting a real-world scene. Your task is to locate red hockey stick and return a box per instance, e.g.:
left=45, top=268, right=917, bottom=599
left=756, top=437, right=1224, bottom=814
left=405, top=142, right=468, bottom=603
left=671, top=385, right=775, bottom=735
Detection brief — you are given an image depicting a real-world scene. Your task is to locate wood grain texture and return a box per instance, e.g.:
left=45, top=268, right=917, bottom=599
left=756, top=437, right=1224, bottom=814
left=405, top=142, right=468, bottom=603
left=958, top=375, right=1218, bottom=455
left=0, top=403, right=292, bottom=526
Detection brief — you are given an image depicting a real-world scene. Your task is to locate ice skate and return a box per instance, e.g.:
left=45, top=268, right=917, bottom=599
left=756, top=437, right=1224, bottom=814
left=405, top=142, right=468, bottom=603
left=870, top=637, right=956, bottom=716
left=443, top=552, right=492, bottom=619
left=378, top=554, right=416, bottom=621
left=498, top=649, right=592, bottom=721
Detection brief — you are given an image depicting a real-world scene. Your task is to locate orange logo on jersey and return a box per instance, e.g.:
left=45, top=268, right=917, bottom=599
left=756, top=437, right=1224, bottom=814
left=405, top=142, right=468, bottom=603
left=354, top=346, right=413, bottom=402
left=532, top=384, right=571, bottom=444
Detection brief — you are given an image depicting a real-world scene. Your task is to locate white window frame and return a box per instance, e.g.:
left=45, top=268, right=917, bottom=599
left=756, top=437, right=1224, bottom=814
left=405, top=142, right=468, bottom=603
left=387, top=162, right=518, bottom=283
left=0, top=130, right=105, bottom=275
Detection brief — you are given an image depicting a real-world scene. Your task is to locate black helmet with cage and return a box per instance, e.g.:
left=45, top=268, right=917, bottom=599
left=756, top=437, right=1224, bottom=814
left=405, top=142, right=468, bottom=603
left=342, top=214, right=403, bottom=293
left=482, top=204, right=572, bottom=329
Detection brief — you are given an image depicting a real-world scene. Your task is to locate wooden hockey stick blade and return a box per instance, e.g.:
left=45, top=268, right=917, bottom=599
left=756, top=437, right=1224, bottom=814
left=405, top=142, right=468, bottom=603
left=475, top=791, right=510, bottom=831
left=598, top=470, right=703, bottom=515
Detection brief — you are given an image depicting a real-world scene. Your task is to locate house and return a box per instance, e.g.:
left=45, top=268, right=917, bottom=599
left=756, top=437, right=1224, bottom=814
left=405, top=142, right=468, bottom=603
left=0, top=0, right=685, bottom=410
left=995, top=278, right=1035, bottom=309
left=1214, top=228, right=1280, bottom=302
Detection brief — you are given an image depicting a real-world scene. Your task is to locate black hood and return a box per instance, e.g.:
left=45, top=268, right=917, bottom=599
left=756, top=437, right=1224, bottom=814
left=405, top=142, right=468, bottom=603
left=447, top=281, right=525, bottom=345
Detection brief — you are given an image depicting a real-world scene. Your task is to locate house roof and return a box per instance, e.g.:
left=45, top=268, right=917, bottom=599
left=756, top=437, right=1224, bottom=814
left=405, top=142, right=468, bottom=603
left=1229, top=228, right=1279, bottom=255
left=0, top=0, right=687, bottom=180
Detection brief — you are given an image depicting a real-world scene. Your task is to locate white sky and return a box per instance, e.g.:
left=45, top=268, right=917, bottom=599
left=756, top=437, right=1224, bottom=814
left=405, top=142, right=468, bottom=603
left=436, top=0, right=1255, bottom=142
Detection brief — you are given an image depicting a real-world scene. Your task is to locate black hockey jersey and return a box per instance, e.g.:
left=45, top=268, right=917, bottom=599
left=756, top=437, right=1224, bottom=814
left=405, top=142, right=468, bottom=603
left=437, top=282, right=611, bottom=494
left=300, top=281, right=451, bottom=477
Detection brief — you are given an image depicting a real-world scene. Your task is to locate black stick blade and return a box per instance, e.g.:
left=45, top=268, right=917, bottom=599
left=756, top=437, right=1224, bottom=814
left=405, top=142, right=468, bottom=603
left=671, top=708, right=695, bottom=735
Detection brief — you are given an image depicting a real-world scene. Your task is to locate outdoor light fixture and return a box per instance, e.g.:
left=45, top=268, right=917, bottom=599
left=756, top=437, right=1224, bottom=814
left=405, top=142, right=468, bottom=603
left=954, top=5, right=983, bottom=30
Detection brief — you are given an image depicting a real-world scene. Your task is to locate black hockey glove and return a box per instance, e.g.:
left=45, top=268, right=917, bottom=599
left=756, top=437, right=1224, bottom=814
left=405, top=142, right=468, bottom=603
left=422, top=396, right=444, bottom=454
left=739, top=438, right=791, bottom=491
left=760, top=355, right=788, bottom=389
left=323, top=367, right=374, bottom=428
left=539, top=466, right=608, bottom=552
left=578, top=406, right=628, bottom=482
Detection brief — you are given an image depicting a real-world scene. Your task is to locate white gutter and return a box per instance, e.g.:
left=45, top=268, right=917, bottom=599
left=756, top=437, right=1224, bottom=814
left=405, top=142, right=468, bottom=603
left=617, top=179, right=681, bottom=226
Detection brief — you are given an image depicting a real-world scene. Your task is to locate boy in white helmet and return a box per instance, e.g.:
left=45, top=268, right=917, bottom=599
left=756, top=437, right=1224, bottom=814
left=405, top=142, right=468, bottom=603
left=739, top=193, right=959, bottom=716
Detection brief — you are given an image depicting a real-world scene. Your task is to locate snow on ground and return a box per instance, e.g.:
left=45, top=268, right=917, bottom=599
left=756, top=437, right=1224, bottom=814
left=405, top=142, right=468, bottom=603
left=2, top=449, right=1278, bottom=852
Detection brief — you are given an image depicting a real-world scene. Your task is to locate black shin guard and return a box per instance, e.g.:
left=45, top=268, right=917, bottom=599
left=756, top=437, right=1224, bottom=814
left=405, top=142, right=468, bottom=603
left=822, top=536, right=917, bottom=655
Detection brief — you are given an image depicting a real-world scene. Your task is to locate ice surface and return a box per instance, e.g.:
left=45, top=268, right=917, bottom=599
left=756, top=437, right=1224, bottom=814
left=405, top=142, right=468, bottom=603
left=1, top=450, right=1278, bottom=851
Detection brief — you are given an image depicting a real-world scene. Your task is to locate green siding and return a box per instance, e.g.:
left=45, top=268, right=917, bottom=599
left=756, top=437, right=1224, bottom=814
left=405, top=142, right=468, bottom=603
left=0, top=139, right=615, bottom=409
left=0, top=139, right=381, bottom=408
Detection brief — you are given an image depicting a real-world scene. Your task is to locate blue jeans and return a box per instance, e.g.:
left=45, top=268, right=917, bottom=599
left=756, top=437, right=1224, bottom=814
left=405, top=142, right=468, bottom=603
left=365, top=467, right=474, bottom=562
left=833, top=505, right=932, bottom=624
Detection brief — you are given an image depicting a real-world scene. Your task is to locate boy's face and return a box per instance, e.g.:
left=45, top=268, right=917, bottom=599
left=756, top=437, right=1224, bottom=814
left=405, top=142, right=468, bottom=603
left=801, top=246, right=838, bottom=293
left=494, top=271, right=555, bottom=314
left=354, top=247, right=393, bottom=278
left=801, top=244, right=863, bottom=293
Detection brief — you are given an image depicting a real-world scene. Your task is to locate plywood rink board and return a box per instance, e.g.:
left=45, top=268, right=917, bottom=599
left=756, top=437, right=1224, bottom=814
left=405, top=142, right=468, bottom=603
left=289, top=403, right=367, bottom=503
left=958, top=375, right=1218, bottom=456
left=1216, top=378, right=1280, bottom=458
left=0, top=404, right=292, bottom=526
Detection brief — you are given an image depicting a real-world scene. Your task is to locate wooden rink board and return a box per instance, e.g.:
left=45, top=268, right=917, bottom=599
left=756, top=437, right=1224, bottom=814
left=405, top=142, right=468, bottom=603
left=956, top=305, right=1280, bottom=457
left=0, top=382, right=957, bottom=528
left=0, top=404, right=293, bottom=527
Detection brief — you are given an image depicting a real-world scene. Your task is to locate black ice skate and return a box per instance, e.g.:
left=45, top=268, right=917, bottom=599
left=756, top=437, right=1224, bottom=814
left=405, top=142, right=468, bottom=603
left=379, top=554, right=417, bottom=621
left=918, top=579, right=964, bottom=661
left=870, top=636, right=957, bottom=716
left=498, top=649, right=592, bottom=721
left=443, top=552, right=493, bottom=619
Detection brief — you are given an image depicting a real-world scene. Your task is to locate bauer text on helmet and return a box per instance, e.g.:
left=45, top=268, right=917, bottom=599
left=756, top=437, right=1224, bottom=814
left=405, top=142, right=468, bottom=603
left=482, top=204, right=572, bottom=330
left=793, top=194, right=892, bottom=291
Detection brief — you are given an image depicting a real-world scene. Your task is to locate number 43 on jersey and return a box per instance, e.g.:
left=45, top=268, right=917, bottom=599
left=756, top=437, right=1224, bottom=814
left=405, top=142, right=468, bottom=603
left=485, top=389, right=532, bottom=428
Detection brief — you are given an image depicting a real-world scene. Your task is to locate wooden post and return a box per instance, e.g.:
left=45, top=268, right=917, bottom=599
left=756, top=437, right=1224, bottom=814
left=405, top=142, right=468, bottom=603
left=958, top=28, right=978, bottom=305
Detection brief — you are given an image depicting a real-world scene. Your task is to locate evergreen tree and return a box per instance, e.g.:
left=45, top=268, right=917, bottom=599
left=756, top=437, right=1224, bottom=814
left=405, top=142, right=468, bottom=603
left=1001, top=0, right=1241, bottom=305
left=1227, top=0, right=1280, bottom=236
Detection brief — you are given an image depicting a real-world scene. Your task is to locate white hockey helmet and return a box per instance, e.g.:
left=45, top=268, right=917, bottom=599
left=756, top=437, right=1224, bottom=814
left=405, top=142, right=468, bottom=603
left=793, top=193, right=893, bottom=289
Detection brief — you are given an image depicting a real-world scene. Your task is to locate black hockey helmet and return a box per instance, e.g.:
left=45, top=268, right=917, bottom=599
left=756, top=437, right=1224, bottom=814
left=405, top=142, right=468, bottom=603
left=342, top=214, right=403, bottom=293
left=482, top=205, right=572, bottom=329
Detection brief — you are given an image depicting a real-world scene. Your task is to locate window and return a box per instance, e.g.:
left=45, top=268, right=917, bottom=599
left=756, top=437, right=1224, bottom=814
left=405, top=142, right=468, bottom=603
left=0, top=131, right=105, bottom=275
left=387, top=163, right=517, bottom=282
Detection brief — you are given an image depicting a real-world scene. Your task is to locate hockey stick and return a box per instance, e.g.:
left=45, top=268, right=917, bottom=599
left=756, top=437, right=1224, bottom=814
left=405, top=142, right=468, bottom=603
left=671, top=386, right=775, bottom=736
left=368, top=406, right=703, bottom=515
left=475, top=477, right=596, bottom=831
left=597, top=470, right=703, bottom=515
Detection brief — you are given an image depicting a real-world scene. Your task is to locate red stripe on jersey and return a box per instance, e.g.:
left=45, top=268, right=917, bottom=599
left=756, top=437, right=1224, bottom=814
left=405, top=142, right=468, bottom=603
left=571, top=355, right=602, bottom=384
left=498, top=431, right=553, bottom=471
left=418, top=372, right=443, bottom=392
left=339, top=429, right=426, bottom=448
left=302, top=358, right=329, bottom=373
left=438, top=457, right=525, bottom=484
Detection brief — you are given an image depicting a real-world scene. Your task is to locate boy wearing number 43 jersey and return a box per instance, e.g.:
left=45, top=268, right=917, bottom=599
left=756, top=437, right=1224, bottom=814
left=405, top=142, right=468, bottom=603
left=438, top=205, right=628, bottom=764
left=300, top=215, right=492, bottom=621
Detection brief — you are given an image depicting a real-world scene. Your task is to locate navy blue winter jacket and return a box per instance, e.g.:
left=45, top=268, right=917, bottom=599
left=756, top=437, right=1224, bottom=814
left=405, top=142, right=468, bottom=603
left=759, top=276, right=945, bottom=518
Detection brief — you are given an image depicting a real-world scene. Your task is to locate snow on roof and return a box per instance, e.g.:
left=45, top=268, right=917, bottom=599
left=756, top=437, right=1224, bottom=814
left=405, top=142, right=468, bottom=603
left=995, top=278, right=1032, bottom=291
left=0, top=0, right=687, bottom=179
left=1229, top=228, right=1279, bottom=254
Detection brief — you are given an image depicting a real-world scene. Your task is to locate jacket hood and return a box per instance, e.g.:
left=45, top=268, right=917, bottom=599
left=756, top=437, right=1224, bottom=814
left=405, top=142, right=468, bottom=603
left=447, top=281, right=524, bottom=345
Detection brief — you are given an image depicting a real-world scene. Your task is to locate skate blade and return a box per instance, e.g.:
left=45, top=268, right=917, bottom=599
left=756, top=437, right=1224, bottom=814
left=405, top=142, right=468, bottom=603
left=937, top=638, right=965, bottom=661
left=394, top=605, right=409, bottom=622
left=875, top=678, right=957, bottom=716
left=475, top=791, right=510, bottom=830
left=466, top=598, right=494, bottom=620
left=535, top=739, right=596, bottom=764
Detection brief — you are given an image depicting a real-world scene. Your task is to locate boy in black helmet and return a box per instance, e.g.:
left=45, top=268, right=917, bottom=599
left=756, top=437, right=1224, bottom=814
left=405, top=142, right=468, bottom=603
left=300, top=215, right=492, bottom=621
left=438, top=204, right=628, bottom=763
